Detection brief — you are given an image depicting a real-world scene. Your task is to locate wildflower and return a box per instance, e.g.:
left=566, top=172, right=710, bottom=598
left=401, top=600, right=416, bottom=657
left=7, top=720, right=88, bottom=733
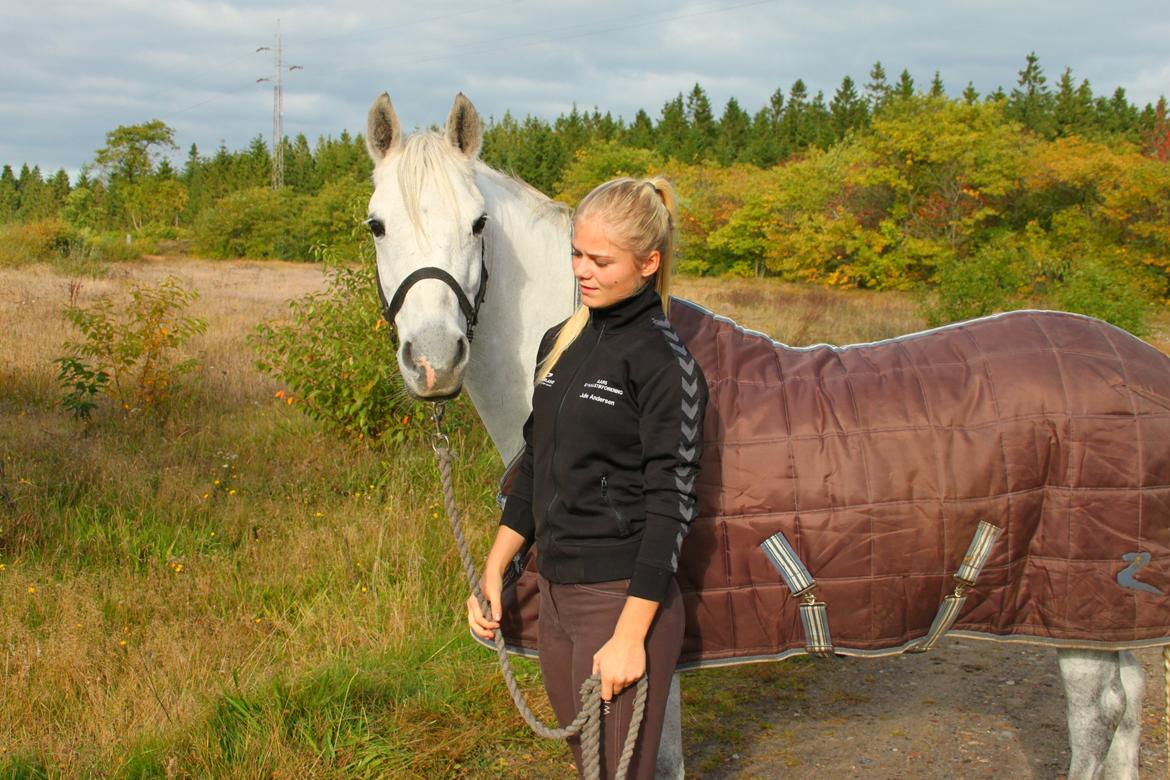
left=314, top=511, right=324, bottom=518
left=119, top=639, right=127, bottom=647
left=254, top=617, right=262, bottom=624
left=210, top=532, right=216, bottom=537
left=174, top=564, right=183, bottom=573
left=361, top=585, right=368, bottom=593
left=228, top=489, right=237, bottom=496
left=275, top=390, right=285, bottom=399
left=213, top=479, right=220, bottom=486
left=27, top=584, right=35, bottom=594
left=202, top=493, right=209, bottom=499
left=0, top=563, right=5, bottom=572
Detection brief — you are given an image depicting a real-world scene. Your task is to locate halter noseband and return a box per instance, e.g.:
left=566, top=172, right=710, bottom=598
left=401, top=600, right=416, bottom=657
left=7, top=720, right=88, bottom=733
left=375, top=236, right=489, bottom=343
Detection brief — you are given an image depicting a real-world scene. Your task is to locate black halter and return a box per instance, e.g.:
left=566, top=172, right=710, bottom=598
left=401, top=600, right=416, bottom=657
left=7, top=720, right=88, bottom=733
left=375, top=236, right=489, bottom=343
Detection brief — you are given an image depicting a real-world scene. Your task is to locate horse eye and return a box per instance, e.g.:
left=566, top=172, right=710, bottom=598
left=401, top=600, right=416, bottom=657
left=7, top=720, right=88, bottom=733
left=366, top=217, right=385, bottom=238
left=472, top=214, right=488, bottom=236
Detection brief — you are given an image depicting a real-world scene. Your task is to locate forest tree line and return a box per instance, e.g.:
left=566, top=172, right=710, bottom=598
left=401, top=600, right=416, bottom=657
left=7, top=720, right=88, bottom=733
left=2, top=53, right=1169, bottom=329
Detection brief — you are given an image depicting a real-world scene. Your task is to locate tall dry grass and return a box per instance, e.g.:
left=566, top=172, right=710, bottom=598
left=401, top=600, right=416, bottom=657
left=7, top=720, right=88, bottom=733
left=0, top=258, right=948, bottom=777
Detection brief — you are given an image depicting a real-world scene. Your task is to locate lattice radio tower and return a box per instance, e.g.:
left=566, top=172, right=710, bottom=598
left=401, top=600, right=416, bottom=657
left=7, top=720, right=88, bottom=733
left=257, top=20, right=301, bottom=189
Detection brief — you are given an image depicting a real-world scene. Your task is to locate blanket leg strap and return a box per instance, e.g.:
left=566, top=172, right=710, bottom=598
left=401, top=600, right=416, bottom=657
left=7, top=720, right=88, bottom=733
left=909, top=520, right=1002, bottom=653
left=761, top=531, right=833, bottom=657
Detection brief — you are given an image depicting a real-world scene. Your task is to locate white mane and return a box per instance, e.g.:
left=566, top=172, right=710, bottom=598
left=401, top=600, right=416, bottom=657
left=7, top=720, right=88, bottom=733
left=387, top=131, right=476, bottom=238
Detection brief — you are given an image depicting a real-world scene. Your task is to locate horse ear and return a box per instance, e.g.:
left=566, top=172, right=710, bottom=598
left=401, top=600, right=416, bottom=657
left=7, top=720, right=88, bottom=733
left=445, top=93, right=483, bottom=159
left=366, top=92, right=403, bottom=162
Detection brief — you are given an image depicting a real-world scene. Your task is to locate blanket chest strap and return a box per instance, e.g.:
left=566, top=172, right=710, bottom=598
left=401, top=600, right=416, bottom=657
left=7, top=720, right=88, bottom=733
left=760, top=531, right=833, bottom=656
left=910, top=520, right=1003, bottom=653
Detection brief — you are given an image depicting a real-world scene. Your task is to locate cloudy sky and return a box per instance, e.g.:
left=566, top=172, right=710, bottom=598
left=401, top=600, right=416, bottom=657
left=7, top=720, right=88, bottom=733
left=3, top=0, right=1168, bottom=176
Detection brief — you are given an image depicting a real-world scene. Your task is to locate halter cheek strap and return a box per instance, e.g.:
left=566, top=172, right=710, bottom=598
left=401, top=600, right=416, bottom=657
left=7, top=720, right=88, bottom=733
left=376, top=237, right=489, bottom=343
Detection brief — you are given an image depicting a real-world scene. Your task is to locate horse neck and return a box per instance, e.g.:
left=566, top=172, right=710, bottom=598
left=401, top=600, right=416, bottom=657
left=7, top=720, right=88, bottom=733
left=462, top=166, right=577, bottom=463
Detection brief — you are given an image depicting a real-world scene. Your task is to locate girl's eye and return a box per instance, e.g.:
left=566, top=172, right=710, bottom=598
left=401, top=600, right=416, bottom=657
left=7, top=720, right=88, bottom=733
left=366, top=217, right=385, bottom=238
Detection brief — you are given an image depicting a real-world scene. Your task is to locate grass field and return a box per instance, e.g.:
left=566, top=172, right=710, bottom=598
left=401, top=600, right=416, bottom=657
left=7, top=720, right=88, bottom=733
left=0, top=257, right=1161, bottom=778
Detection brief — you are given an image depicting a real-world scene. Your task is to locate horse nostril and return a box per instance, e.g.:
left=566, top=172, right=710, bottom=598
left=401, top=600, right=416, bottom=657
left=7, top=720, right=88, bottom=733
left=402, top=340, right=414, bottom=365
left=454, top=337, right=467, bottom=366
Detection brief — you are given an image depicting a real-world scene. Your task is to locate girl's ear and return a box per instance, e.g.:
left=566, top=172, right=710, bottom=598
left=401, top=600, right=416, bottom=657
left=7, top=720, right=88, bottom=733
left=641, top=250, right=661, bottom=278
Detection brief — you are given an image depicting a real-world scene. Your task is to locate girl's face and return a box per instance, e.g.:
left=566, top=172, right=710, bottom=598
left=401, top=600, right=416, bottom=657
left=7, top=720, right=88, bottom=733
left=571, top=215, right=660, bottom=309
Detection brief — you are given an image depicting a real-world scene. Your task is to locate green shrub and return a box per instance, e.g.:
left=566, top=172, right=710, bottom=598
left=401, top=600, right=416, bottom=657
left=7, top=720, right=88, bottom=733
left=54, top=276, right=207, bottom=419
left=1052, top=256, right=1152, bottom=336
left=251, top=247, right=422, bottom=442
left=193, top=187, right=311, bottom=260
left=922, top=235, right=1027, bottom=325
left=0, top=219, right=74, bottom=266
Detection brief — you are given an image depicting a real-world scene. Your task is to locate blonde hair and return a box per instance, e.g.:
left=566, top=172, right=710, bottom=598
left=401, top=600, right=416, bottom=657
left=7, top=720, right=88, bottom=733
left=537, top=176, right=678, bottom=382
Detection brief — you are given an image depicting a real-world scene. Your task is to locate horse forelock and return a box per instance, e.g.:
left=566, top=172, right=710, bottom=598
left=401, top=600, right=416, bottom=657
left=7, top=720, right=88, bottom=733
left=374, top=131, right=478, bottom=242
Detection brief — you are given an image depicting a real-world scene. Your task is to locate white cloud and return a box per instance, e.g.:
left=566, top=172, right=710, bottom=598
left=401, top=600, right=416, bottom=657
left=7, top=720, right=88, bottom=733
left=2, top=0, right=1168, bottom=173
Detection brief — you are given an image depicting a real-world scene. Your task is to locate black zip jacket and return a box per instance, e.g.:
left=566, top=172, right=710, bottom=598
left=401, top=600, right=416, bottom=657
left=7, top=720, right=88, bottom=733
left=499, top=283, right=707, bottom=602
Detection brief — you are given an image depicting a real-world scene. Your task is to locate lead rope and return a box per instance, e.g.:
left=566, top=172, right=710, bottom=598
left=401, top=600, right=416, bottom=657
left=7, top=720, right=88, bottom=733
left=1164, top=646, right=1169, bottom=771
left=429, top=403, right=648, bottom=780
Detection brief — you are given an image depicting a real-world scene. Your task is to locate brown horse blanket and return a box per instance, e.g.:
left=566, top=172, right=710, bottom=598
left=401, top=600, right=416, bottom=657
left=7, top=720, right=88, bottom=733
left=493, top=302, right=1170, bottom=668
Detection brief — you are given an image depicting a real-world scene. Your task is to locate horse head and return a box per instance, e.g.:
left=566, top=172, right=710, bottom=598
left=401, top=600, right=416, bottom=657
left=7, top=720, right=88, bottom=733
left=365, top=92, right=488, bottom=399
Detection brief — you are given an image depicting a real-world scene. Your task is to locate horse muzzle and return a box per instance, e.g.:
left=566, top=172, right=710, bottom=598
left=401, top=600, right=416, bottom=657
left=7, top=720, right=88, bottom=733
left=398, top=333, right=469, bottom=399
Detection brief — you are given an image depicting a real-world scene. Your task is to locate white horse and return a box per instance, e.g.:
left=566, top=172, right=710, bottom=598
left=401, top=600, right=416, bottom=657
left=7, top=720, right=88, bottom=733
left=365, top=91, right=1153, bottom=779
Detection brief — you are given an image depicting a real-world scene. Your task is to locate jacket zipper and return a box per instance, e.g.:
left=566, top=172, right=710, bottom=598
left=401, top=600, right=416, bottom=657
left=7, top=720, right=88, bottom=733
left=543, top=322, right=607, bottom=527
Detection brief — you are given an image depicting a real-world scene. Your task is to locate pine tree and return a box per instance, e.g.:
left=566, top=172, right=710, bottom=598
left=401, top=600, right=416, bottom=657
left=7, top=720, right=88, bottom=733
left=1107, top=86, right=1138, bottom=136
left=782, top=79, right=810, bottom=152
left=830, top=75, right=867, bottom=139
left=0, top=165, right=18, bottom=224
left=745, top=87, right=786, bottom=165
left=626, top=109, right=655, bottom=150
left=716, top=97, right=751, bottom=165
left=1142, top=96, right=1170, bottom=161
left=684, top=83, right=717, bottom=162
left=656, top=93, right=688, bottom=160
left=929, top=71, right=945, bottom=98
left=808, top=91, right=834, bottom=149
left=865, top=61, right=890, bottom=114
left=1007, top=51, right=1054, bottom=135
left=48, top=168, right=72, bottom=208
left=894, top=69, right=915, bottom=100
left=1053, top=67, right=1095, bottom=137
left=962, top=82, right=980, bottom=105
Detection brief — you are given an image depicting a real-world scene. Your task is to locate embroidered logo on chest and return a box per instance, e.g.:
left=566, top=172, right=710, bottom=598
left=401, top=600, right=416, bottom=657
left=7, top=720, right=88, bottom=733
left=579, top=377, right=624, bottom=407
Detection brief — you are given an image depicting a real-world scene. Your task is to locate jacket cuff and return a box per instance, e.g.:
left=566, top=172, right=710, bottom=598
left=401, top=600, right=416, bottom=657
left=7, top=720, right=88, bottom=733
left=498, top=495, right=534, bottom=541
left=628, top=563, right=673, bottom=603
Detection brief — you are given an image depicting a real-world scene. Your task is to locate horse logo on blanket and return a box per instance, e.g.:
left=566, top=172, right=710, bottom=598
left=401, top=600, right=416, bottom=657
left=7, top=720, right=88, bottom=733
left=494, top=302, right=1170, bottom=667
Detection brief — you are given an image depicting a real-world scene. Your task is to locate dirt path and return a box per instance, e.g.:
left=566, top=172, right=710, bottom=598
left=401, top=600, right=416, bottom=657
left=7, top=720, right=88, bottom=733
left=688, top=641, right=1168, bottom=779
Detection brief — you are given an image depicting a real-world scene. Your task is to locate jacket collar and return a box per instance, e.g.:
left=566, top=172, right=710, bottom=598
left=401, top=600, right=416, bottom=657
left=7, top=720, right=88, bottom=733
left=587, top=280, right=662, bottom=332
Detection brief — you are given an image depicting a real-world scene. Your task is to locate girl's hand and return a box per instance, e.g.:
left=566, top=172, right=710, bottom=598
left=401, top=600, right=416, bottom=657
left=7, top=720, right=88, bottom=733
left=467, top=568, right=502, bottom=640
left=467, top=526, right=526, bottom=640
left=592, top=634, right=646, bottom=701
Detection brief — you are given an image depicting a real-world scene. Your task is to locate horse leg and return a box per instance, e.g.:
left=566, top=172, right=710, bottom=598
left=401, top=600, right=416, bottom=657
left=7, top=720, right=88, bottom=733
left=654, top=673, right=685, bottom=780
left=1102, top=650, right=1144, bottom=779
left=1058, top=648, right=1128, bottom=780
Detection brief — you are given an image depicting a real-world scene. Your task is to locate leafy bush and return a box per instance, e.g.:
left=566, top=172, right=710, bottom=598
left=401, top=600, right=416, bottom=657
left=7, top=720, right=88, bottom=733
left=54, top=276, right=207, bottom=419
left=251, top=248, right=423, bottom=443
left=1052, top=256, right=1151, bottom=336
left=0, top=219, right=74, bottom=265
left=923, top=234, right=1027, bottom=325
left=193, top=187, right=312, bottom=260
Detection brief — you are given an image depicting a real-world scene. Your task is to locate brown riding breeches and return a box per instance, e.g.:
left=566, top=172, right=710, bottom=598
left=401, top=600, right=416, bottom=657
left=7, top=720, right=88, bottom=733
left=537, top=574, right=685, bottom=780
